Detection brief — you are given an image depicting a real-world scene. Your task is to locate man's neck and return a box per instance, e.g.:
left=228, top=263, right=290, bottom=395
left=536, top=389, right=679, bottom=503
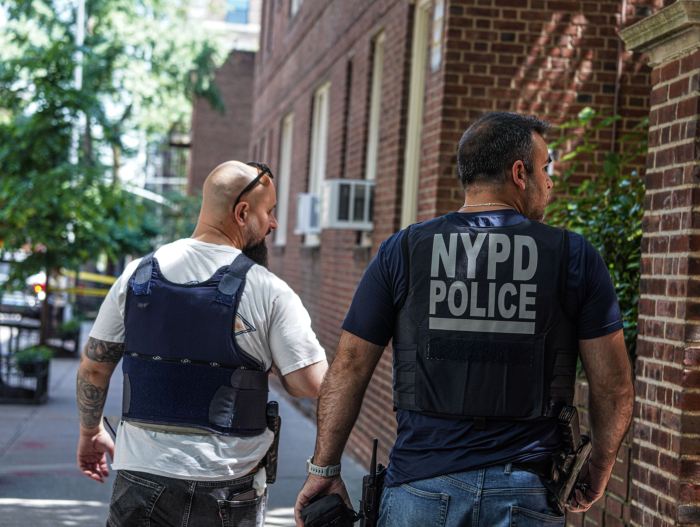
left=191, top=224, right=243, bottom=248
left=458, top=192, right=520, bottom=214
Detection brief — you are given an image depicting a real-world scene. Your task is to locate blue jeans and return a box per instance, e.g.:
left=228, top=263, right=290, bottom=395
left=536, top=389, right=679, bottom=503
left=378, top=464, right=564, bottom=527
left=107, top=470, right=265, bottom=527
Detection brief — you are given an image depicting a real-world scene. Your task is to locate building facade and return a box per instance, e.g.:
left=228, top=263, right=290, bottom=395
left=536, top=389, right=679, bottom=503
left=247, top=0, right=700, bottom=524
left=187, top=0, right=263, bottom=192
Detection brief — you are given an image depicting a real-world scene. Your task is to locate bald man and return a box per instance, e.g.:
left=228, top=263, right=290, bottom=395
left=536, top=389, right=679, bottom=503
left=76, top=161, right=328, bottom=526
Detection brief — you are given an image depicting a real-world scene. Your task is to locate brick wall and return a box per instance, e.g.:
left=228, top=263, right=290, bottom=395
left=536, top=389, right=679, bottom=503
left=621, top=2, right=700, bottom=523
left=633, top=48, right=700, bottom=527
left=187, top=50, right=255, bottom=193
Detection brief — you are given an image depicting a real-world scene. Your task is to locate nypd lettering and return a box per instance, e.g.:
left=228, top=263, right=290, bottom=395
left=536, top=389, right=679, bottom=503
left=428, top=233, right=538, bottom=334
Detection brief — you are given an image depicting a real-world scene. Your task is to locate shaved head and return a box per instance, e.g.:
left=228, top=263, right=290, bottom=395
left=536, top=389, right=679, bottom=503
left=201, top=161, right=259, bottom=219
left=192, top=160, right=278, bottom=262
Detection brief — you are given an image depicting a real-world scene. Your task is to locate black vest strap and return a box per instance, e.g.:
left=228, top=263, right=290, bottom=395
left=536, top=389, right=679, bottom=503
left=215, top=254, right=255, bottom=306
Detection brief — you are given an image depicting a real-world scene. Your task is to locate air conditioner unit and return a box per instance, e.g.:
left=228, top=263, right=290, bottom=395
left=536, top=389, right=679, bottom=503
left=321, top=179, right=375, bottom=231
left=294, top=193, right=321, bottom=235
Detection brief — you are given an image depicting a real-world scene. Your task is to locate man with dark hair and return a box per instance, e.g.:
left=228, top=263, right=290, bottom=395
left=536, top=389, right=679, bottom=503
left=77, top=161, right=328, bottom=526
left=295, top=112, right=634, bottom=526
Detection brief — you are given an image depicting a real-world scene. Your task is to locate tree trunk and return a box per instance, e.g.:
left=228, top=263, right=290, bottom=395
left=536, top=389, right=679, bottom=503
left=112, top=143, right=120, bottom=185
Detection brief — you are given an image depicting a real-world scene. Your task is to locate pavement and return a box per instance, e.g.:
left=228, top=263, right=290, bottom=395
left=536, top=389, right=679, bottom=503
left=0, top=324, right=364, bottom=526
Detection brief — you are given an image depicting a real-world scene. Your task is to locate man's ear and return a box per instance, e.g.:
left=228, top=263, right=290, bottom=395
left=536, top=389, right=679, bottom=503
left=233, top=202, right=248, bottom=226
left=511, top=160, right=527, bottom=191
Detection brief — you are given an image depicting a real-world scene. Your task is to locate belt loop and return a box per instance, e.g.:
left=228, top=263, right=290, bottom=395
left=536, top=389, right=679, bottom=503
left=504, top=463, right=512, bottom=475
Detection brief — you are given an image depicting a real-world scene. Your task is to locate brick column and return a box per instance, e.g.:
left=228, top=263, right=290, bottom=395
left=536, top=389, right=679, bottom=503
left=620, top=2, right=700, bottom=525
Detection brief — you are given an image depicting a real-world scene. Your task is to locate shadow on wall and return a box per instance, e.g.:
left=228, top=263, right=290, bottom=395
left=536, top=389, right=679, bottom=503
left=515, top=12, right=594, bottom=118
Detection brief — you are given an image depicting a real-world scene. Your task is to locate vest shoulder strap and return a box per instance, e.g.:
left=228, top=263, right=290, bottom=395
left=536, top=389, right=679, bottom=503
left=215, top=253, right=255, bottom=306
left=130, top=252, right=155, bottom=295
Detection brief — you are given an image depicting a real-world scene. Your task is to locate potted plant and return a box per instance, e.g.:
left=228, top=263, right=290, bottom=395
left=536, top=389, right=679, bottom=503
left=58, top=318, right=81, bottom=340
left=14, top=345, right=53, bottom=376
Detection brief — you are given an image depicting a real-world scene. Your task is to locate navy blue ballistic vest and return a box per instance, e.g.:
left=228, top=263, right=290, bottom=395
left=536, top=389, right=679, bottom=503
left=393, top=217, right=578, bottom=420
left=121, top=252, right=268, bottom=436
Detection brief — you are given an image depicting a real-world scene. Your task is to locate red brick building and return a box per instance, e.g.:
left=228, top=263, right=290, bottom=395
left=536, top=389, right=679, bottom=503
left=245, top=0, right=699, bottom=524
left=188, top=50, right=256, bottom=192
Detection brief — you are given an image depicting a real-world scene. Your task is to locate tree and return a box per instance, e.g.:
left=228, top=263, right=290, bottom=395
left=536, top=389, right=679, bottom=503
left=0, top=0, right=223, bottom=341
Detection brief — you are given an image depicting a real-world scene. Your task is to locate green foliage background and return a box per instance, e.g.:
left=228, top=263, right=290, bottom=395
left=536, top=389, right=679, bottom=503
left=0, top=0, right=223, bottom=287
left=547, top=108, right=647, bottom=358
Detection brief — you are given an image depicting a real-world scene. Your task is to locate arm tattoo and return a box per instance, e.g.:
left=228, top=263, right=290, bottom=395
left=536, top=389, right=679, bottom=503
left=85, top=337, right=124, bottom=363
left=77, top=374, right=108, bottom=429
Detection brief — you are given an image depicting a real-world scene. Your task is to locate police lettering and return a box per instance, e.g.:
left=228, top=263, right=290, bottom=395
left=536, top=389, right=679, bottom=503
left=429, top=233, right=538, bottom=323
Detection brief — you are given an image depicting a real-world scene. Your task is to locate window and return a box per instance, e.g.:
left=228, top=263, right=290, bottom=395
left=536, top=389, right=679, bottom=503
left=306, top=82, right=330, bottom=246
left=360, top=31, right=385, bottom=246
left=275, top=113, right=294, bottom=246
left=401, top=0, right=430, bottom=228
left=225, top=0, right=249, bottom=24
left=365, top=32, right=385, bottom=183
left=430, top=0, right=445, bottom=72
left=290, top=0, right=304, bottom=17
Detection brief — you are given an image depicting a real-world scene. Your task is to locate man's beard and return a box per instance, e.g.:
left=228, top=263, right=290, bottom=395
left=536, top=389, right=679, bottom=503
left=243, top=238, right=269, bottom=267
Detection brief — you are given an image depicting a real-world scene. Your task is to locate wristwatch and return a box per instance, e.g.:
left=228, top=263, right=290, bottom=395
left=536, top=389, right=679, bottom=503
left=306, top=457, right=341, bottom=477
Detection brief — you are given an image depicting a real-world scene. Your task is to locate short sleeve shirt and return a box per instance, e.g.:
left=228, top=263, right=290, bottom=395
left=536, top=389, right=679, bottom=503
left=91, top=238, right=326, bottom=481
left=342, top=211, right=623, bottom=486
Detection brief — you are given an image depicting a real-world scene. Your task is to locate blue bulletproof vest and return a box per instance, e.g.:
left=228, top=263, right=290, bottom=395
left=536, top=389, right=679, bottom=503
left=393, top=216, right=578, bottom=420
left=121, top=252, right=268, bottom=436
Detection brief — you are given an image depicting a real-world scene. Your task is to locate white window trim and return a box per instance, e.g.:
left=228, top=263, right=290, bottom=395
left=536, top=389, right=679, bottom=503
left=306, top=82, right=331, bottom=246
left=275, top=113, right=294, bottom=246
left=361, top=31, right=385, bottom=247
left=400, top=0, right=431, bottom=228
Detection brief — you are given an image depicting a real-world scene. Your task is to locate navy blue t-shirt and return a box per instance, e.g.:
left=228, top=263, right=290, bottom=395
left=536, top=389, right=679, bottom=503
left=342, top=210, right=623, bottom=486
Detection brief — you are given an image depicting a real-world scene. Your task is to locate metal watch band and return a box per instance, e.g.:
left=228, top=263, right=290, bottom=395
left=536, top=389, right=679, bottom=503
left=306, top=457, right=341, bottom=477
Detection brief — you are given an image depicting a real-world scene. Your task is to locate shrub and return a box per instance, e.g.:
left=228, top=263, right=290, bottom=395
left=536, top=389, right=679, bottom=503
left=14, top=345, right=53, bottom=375
left=58, top=318, right=81, bottom=338
left=547, top=108, right=647, bottom=360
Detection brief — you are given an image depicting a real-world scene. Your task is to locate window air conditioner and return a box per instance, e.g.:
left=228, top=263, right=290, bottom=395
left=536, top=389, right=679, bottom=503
left=321, top=179, right=375, bottom=231
left=294, top=193, right=321, bottom=235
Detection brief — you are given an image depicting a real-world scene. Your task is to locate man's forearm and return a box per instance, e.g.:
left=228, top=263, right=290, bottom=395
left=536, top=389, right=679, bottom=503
left=76, top=337, right=123, bottom=432
left=588, top=382, right=634, bottom=467
left=313, top=331, right=385, bottom=466
left=579, top=330, right=634, bottom=469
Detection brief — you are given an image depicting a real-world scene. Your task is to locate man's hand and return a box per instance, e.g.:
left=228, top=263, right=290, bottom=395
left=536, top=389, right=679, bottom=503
left=77, top=428, right=115, bottom=483
left=294, top=332, right=384, bottom=525
left=294, top=474, right=351, bottom=526
left=566, top=459, right=611, bottom=512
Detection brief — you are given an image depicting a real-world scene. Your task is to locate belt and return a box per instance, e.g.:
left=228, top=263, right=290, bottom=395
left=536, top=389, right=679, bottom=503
left=512, top=458, right=554, bottom=480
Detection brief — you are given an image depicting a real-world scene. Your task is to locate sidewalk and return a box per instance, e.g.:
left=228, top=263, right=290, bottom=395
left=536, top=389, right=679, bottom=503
left=0, top=339, right=364, bottom=526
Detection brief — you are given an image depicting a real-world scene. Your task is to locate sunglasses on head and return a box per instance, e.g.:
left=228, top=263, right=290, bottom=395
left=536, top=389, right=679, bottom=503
left=233, top=162, right=275, bottom=208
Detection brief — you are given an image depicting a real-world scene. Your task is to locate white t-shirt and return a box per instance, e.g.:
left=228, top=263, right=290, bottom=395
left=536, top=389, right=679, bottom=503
left=90, top=238, right=326, bottom=481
